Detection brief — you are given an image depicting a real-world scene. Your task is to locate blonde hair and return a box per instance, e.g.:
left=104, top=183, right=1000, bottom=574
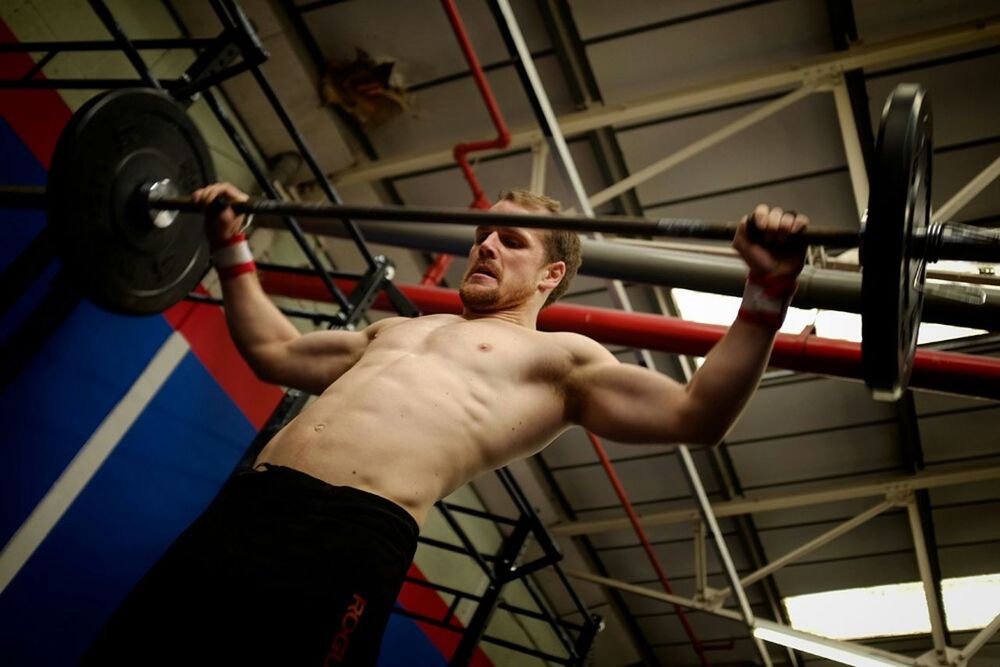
left=498, top=189, right=581, bottom=307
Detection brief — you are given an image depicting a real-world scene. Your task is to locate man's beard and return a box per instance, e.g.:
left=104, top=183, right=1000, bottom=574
left=459, top=278, right=534, bottom=312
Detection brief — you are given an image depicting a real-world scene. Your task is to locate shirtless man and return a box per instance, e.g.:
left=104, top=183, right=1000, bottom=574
left=83, top=185, right=807, bottom=666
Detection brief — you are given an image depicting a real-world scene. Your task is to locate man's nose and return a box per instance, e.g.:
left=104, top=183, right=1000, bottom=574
left=478, top=231, right=500, bottom=257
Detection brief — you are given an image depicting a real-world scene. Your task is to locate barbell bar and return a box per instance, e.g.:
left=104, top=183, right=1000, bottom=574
left=1, top=85, right=998, bottom=399
left=138, top=188, right=998, bottom=262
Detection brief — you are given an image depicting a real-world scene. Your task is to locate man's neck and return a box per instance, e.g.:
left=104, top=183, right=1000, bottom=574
left=461, top=305, right=539, bottom=329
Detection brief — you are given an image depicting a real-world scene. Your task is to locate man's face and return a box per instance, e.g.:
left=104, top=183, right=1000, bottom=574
left=459, top=201, right=550, bottom=312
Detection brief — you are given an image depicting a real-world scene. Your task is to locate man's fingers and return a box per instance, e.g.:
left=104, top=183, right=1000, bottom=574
left=766, top=206, right=784, bottom=234
left=193, top=182, right=247, bottom=209
left=750, top=203, right=769, bottom=231
left=791, top=213, right=809, bottom=234
left=745, top=204, right=810, bottom=243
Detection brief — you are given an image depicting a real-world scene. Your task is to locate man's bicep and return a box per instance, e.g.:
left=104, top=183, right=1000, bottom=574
left=253, top=327, right=374, bottom=394
left=571, top=361, right=693, bottom=444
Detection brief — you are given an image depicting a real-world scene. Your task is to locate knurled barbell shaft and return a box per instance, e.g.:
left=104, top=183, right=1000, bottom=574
left=152, top=193, right=864, bottom=246
left=147, top=193, right=1000, bottom=263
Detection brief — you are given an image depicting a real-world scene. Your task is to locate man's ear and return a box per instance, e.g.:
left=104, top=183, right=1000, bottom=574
left=539, top=261, right=567, bottom=291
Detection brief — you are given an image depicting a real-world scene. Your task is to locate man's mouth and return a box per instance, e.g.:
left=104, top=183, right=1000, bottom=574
left=469, top=265, right=499, bottom=280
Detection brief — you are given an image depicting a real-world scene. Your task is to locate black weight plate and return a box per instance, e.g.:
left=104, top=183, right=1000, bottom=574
left=861, top=84, right=932, bottom=400
left=47, top=88, right=214, bottom=315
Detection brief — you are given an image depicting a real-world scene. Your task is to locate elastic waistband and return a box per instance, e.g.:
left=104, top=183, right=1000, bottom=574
left=240, top=463, right=419, bottom=538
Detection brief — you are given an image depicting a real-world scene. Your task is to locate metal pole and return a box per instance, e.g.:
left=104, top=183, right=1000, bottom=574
left=677, top=445, right=774, bottom=667
left=567, top=568, right=743, bottom=622
left=86, top=0, right=163, bottom=90
left=960, top=612, right=1000, bottom=662
left=551, top=462, right=1000, bottom=536
left=832, top=76, right=871, bottom=221
left=449, top=518, right=532, bottom=666
left=933, top=154, right=1000, bottom=224
left=487, top=0, right=662, bottom=372
left=734, top=498, right=895, bottom=591
left=905, top=496, right=949, bottom=661
left=694, top=519, right=708, bottom=600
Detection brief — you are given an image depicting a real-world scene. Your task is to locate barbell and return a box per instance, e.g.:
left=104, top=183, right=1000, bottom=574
left=2, top=85, right=998, bottom=400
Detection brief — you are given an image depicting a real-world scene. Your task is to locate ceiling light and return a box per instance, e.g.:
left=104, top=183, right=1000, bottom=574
left=753, top=621, right=910, bottom=667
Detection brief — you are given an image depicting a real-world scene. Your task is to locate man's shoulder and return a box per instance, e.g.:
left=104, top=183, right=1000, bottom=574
left=539, top=329, right=614, bottom=364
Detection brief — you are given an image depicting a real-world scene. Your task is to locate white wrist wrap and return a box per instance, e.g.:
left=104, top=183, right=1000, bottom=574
left=737, top=273, right=797, bottom=330
left=211, top=234, right=256, bottom=280
left=212, top=239, right=254, bottom=268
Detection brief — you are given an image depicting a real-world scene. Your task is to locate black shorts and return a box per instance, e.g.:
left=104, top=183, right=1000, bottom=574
left=80, top=464, right=418, bottom=666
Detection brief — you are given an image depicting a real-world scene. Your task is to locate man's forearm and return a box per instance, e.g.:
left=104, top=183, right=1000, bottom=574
left=681, top=268, right=797, bottom=443
left=219, top=273, right=300, bottom=359
left=683, top=317, right=778, bottom=443
left=212, top=234, right=300, bottom=369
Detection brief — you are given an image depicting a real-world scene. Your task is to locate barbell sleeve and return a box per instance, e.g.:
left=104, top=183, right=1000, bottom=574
left=924, top=221, right=1000, bottom=263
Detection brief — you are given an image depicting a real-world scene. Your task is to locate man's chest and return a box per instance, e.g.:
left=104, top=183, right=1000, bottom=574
left=368, top=317, right=569, bottom=382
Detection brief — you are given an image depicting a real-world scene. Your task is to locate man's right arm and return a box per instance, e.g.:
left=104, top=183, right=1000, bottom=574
left=194, top=183, right=394, bottom=395
left=218, top=271, right=390, bottom=395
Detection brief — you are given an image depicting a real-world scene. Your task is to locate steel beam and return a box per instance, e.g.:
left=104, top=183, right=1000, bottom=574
left=566, top=569, right=743, bottom=622
left=567, top=570, right=919, bottom=665
left=588, top=84, right=817, bottom=208
left=832, top=76, right=870, bottom=221
left=933, top=154, right=1000, bottom=224
left=677, top=445, right=774, bottom=666
left=961, top=612, right=1000, bottom=662
left=733, top=498, right=895, bottom=593
left=551, top=463, right=1000, bottom=537
left=327, top=16, right=1000, bottom=187
left=906, top=497, right=950, bottom=662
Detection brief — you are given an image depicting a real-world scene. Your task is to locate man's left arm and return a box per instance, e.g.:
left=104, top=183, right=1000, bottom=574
left=565, top=204, right=808, bottom=447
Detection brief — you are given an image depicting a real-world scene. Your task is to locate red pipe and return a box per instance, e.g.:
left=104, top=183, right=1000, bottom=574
left=586, top=431, right=714, bottom=665
left=257, top=270, right=1000, bottom=401
left=441, top=0, right=511, bottom=209
left=420, top=252, right=457, bottom=286
left=420, top=0, right=513, bottom=287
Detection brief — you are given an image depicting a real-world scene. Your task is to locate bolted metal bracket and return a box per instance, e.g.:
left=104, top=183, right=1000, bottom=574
left=915, top=645, right=963, bottom=666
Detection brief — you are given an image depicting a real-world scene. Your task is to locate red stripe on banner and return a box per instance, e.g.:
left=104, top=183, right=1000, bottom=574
left=398, top=563, right=494, bottom=666
left=0, top=20, right=72, bottom=168
left=164, top=293, right=284, bottom=430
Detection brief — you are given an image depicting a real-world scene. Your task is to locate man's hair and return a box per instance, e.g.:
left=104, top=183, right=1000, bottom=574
left=498, top=189, right=582, bottom=308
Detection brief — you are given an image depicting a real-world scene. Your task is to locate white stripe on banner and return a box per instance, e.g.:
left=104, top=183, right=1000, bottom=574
left=0, top=331, right=190, bottom=594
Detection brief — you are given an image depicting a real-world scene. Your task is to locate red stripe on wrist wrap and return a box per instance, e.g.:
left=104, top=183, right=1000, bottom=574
left=737, top=272, right=797, bottom=330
